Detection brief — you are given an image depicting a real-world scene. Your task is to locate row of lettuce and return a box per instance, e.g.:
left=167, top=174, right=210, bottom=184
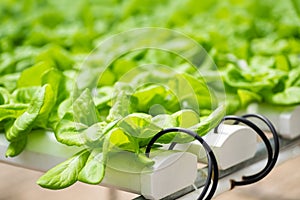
left=0, top=0, right=300, bottom=189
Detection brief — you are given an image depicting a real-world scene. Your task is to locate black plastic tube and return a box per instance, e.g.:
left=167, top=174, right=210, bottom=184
left=239, top=114, right=280, bottom=181
left=145, top=128, right=219, bottom=200
left=214, top=115, right=274, bottom=187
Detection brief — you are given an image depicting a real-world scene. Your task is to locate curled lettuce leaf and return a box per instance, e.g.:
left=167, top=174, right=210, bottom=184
left=5, top=84, right=55, bottom=156
left=37, top=149, right=90, bottom=189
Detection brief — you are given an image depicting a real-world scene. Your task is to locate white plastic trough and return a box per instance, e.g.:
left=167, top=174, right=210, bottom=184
left=247, top=103, right=300, bottom=139
left=171, top=124, right=257, bottom=170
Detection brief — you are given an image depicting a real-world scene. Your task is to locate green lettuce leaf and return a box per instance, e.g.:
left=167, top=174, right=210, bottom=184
left=0, top=104, right=28, bottom=121
left=78, top=148, right=105, bottom=184
left=266, top=87, right=300, bottom=105
left=34, top=84, right=55, bottom=128
left=37, top=149, right=90, bottom=189
left=131, top=84, right=179, bottom=114
left=0, top=87, right=11, bottom=105
left=107, top=127, right=139, bottom=153
left=237, top=89, right=262, bottom=108
left=12, top=86, right=41, bottom=104
left=17, top=62, right=53, bottom=88
left=35, top=45, right=74, bottom=71
left=107, top=83, right=133, bottom=121
left=5, top=137, right=27, bottom=157
left=118, top=113, right=161, bottom=140
left=5, top=85, right=51, bottom=141
left=0, top=73, right=20, bottom=92
left=190, top=105, right=226, bottom=136
left=55, top=89, right=99, bottom=146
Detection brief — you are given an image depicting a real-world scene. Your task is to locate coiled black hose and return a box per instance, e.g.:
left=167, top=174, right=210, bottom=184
left=145, top=114, right=279, bottom=198
left=215, top=114, right=280, bottom=188
left=145, top=128, right=219, bottom=200
left=237, top=114, right=280, bottom=182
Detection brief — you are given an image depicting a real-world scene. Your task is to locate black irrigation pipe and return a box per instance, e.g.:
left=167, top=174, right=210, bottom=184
left=238, top=114, right=280, bottom=181
left=145, top=128, right=219, bottom=200
left=215, top=114, right=279, bottom=188
left=144, top=114, right=279, bottom=198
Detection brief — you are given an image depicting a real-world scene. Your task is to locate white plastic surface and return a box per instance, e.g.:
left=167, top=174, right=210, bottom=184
left=141, top=151, right=197, bottom=199
left=101, top=150, right=198, bottom=200
left=247, top=103, right=300, bottom=139
left=0, top=130, right=81, bottom=171
left=0, top=131, right=197, bottom=200
left=172, top=124, right=257, bottom=170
